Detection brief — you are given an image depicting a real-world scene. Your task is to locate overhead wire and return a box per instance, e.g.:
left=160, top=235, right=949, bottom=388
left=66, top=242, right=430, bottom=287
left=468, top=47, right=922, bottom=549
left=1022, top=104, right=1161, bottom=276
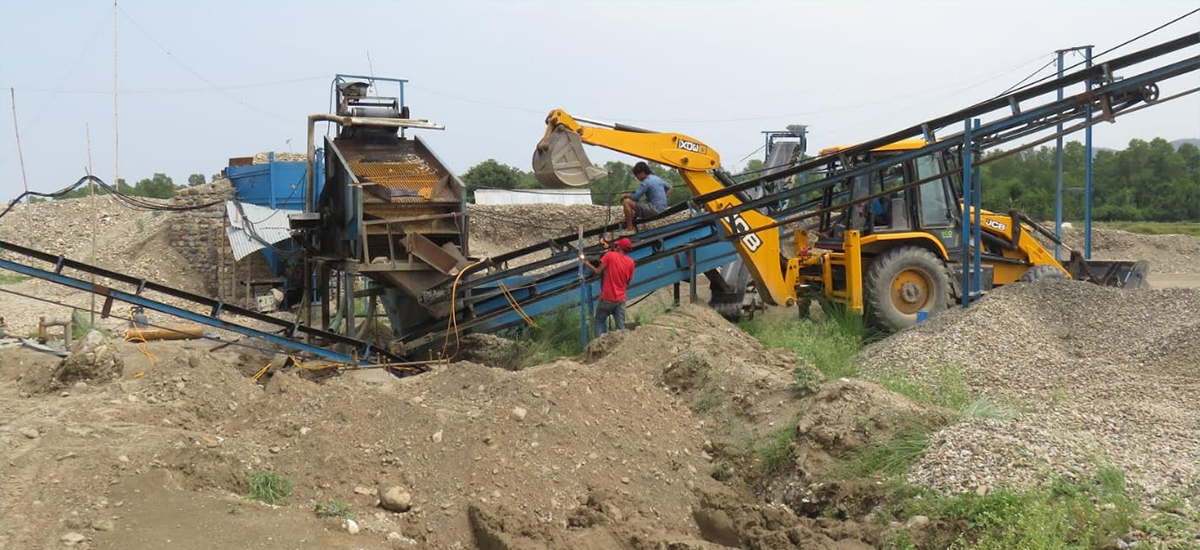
left=115, top=4, right=291, bottom=122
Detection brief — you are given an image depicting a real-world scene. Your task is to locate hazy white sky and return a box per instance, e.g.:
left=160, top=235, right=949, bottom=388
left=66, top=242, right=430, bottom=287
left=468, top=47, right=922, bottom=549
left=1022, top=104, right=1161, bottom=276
left=1, top=1, right=1198, bottom=202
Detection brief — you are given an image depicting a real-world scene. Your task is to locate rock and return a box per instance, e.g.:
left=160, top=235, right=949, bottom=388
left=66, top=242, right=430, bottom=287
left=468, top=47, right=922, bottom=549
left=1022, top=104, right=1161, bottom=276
left=345, top=518, right=360, bottom=534
left=299, top=427, right=311, bottom=436
left=379, top=486, right=412, bottom=512
left=906, top=515, right=930, bottom=529
left=269, top=446, right=282, bottom=454
left=91, top=519, right=114, bottom=532
left=21, top=428, right=39, bottom=439
left=354, top=486, right=376, bottom=496
left=511, top=407, right=527, bottom=422
left=431, top=430, right=443, bottom=444
left=52, top=330, right=124, bottom=386
left=117, top=455, right=129, bottom=463
left=620, top=477, right=630, bottom=484
left=72, top=381, right=88, bottom=390
left=975, top=485, right=989, bottom=496
left=60, top=532, right=86, bottom=544
left=388, top=531, right=403, bottom=542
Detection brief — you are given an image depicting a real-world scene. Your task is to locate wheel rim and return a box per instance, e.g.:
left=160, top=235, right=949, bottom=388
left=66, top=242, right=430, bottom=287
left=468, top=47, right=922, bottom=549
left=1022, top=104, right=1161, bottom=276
left=890, top=268, right=932, bottom=315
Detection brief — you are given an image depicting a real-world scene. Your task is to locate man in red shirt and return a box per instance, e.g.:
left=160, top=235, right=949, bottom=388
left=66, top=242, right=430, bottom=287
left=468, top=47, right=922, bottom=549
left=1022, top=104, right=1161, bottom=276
left=583, top=237, right=636, bottom=337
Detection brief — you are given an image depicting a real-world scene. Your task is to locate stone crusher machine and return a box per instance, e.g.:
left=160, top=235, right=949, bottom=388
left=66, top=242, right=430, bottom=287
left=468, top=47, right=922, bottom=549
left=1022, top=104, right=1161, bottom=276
left=296, top=75, right=471, bottom=348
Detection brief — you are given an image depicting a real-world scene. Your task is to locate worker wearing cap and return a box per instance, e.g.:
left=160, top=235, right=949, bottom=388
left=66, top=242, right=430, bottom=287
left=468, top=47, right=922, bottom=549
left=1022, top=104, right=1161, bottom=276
left=622, top=162, right=672, bottom=233
left=582, top=237, right=636, bottom=337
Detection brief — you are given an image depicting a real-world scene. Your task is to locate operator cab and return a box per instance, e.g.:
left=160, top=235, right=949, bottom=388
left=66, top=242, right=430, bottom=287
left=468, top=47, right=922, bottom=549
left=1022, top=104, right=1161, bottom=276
left=813, top=139, right=958, bottom=252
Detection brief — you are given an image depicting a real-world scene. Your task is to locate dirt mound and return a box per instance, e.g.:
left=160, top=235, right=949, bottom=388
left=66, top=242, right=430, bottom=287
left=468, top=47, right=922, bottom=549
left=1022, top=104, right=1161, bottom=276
left=1036, top=225, right=1199, bottom=274
left=858, top=279, right=1200, bottom=495
left=792, top=381, right=952, bottom=481
left=19, top=330, right=124, bottom=393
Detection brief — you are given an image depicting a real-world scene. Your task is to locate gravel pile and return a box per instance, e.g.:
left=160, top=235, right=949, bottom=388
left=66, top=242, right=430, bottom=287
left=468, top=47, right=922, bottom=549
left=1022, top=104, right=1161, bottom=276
left=251, top=151, right=307, bottom=164
left=859, top=280, right=1199, bottom=495
left=1035, top=225, right=1199, bottom=274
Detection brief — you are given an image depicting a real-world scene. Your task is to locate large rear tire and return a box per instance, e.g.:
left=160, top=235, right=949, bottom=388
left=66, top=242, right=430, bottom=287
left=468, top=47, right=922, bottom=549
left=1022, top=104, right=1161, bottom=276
left=1019, top=265, right=1068, bottom=283
left=865, top=246, right=951, bottom=331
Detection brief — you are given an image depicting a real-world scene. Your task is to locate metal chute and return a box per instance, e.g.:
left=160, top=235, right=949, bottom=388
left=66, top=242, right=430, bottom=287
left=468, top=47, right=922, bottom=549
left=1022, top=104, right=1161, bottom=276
left=532, top=126, right=608, bottom=188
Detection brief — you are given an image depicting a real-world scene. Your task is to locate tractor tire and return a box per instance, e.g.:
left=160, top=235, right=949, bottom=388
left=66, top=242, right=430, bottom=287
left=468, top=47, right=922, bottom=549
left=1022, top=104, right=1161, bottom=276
left=865, top=246, right=952, bottom=331
left=1019, top=265, right=1068, bottom=283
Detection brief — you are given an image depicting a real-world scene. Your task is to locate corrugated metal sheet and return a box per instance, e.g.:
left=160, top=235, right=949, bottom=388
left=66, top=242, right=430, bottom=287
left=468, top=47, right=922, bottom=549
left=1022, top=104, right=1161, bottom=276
left=474, top=189, right=593, bottom=206
left=224, top=201, right=294, bottom=261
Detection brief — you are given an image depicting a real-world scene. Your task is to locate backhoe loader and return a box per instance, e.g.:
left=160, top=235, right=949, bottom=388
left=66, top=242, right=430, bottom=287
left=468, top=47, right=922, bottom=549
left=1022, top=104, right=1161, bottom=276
left=532, top=110, right=1149, bottom=331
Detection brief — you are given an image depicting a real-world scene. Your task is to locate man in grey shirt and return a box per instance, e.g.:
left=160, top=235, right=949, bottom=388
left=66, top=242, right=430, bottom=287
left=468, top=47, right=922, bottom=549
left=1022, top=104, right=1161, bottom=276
left=622, top=162, right=672, bottom=232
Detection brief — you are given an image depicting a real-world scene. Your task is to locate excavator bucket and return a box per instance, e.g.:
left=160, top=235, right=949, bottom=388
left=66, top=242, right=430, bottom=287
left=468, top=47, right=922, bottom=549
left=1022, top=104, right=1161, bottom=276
left=532, top=126, right=608, bottom=188
left=1065, top=252, right=1152, bottom=289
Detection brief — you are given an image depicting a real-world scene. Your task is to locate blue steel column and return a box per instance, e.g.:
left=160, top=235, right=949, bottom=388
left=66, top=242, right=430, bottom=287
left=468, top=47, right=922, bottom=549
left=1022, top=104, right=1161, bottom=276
left=960, top=119, right=974, bottom=308
left=1054, top=50, right=1066, bottom=261
left=1084, top=46, right=1094, bottom=259
left=971, top=119, right=982, bottom=295
left=577, top=227, right=589, bottom=349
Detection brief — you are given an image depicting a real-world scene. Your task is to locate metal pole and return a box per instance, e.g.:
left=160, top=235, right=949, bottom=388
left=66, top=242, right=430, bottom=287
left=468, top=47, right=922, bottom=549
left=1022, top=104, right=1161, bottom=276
left=113, top=0, right=120, bottom=196
left=8, top=89, right=29, bottom=195
left=1054, top=50, right=1065, bottom=261
left=971, top=119, right=982, bottom=296
left=961, top=118, right=974, bottom=308
left=86, top=124, right=97, bottom=325
left=577, top=226, right=588, bottom=348
left=1084, top=46, right=1094, bottom=259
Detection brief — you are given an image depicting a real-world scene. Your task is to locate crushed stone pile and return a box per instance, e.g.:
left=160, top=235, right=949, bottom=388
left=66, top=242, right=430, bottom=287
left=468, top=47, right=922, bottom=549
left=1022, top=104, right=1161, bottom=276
left=252, top=152, right=308, bottom=164
left=1035, top=225, right=1199, bottom=274
left=467, top=204, right=690, bottom=255
left=0, top=195, right=207, bottom=333
left=859, top=279, right=1199, bottom=496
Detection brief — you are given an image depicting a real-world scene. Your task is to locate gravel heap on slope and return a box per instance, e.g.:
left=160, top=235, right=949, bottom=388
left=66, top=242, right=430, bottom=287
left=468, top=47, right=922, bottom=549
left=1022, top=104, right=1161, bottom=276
left=858, top=280, right=1199, bottom=496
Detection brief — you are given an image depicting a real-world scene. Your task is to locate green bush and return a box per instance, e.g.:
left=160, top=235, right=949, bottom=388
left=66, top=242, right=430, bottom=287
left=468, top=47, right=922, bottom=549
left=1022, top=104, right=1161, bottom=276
left=312, top=500, right=351, bottom=519
left=245, top=471, right=293, bottom=505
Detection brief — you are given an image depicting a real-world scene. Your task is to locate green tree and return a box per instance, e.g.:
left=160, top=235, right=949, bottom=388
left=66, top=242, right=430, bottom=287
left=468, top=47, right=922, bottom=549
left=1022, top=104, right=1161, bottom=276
left=187, top=173, right=206, bottom=187
left=134, top=173, right=177, bottom=199
left=461, top=159, right=530, bottom=201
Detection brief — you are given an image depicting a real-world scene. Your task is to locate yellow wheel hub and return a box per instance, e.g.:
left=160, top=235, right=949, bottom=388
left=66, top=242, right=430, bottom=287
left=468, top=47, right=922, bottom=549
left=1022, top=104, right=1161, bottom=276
left=890, top=268, right=932, bottom=315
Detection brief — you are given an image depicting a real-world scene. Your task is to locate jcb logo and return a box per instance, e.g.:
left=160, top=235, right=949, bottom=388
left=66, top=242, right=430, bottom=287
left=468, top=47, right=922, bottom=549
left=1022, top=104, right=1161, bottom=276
left=984, top=219, right=1007, bottom=232
left=678, top=139, right=706, bottom=154
left=728, top=214, right=763, bottom=252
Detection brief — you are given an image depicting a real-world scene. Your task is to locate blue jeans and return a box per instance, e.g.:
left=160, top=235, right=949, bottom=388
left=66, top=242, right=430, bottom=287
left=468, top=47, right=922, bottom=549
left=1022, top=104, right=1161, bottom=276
left=594, top=299, right=626, bottom=337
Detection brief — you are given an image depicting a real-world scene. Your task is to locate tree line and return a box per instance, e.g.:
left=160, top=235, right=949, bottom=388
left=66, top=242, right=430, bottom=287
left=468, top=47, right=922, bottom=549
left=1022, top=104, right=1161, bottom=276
left=980, top=138, right=1198, bottom=222
left=461, top=137, right=1199, bottom=223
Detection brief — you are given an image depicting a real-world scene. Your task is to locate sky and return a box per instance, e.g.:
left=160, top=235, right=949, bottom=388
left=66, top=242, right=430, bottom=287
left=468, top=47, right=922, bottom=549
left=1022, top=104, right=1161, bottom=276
left=0, top=1, right=1198, bottom=202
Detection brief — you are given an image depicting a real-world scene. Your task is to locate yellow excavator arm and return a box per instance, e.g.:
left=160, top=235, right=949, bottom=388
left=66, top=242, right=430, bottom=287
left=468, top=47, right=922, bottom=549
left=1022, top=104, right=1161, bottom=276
left=532, top=109, right=799, bottom=306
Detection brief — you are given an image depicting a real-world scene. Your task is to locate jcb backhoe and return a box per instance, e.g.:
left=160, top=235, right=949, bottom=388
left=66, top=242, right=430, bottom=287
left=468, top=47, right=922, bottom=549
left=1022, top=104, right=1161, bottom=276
left=532, top=110, right=1149, bottom=331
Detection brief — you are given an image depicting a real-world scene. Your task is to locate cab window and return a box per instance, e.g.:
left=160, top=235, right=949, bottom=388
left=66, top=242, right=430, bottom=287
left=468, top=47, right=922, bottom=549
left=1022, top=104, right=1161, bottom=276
left=915, top=154, right=952, bottom=227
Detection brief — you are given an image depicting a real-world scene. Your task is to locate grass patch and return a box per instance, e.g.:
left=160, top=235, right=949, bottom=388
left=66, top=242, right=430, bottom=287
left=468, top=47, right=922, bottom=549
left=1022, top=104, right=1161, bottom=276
left=245, top=470, right=293, bottom=505
left=492, top=308, right=586, bottom=369
left=739, top=418, right=800, bottom=475
left=0, top=272, right=29, bottom=285
left=879, top=466, right=1143, bottom=550
left=692, top=389, right=724, bottom=412
left=740, top=302, right=870, bottom=380
left=1097, top=220, right=1200, bottom=238
left=834, top=426, right=933, bottom=479
left=312, top=500, right=351, bottom=519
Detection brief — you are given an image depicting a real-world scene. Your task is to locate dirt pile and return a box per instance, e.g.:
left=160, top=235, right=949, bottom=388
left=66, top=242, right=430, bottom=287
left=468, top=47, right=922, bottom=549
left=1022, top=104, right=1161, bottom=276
left=1035, top=225, right=1199, bottom=274
left=0, top=304, right=907, bottom=550
left=858, top=280, right=1199, bottom=495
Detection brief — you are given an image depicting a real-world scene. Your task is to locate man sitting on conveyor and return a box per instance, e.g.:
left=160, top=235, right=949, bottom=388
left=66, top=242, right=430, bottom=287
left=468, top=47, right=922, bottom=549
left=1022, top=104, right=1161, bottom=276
left=622, top=162, right=672, bottom=233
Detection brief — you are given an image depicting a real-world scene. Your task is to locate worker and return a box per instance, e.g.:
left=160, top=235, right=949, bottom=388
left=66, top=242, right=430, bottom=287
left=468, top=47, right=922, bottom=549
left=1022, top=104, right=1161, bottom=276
left=582, top=237, right=636, bottom=337
left=622, top=162, right=672, bottom=232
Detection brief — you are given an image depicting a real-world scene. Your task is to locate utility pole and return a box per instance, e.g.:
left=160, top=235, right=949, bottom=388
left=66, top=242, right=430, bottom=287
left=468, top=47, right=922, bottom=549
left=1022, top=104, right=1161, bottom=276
left=86, top=123, right=98, bottom=325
